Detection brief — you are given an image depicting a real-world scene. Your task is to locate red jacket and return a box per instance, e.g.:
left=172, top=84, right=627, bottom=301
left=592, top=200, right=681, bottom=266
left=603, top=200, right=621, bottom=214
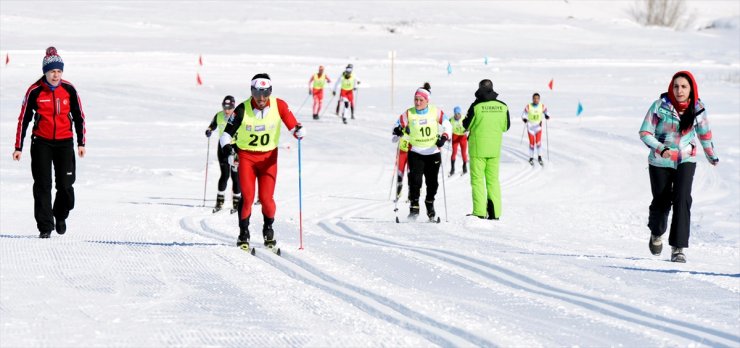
left=15, top=77, right=86, bottom=150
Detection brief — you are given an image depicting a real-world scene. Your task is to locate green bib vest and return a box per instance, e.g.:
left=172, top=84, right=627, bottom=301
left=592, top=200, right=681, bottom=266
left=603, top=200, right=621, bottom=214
left=469, top=100, right=508, bottom=158
left=235, top=97, right=281, bottom=152
left=450, top=117, right=466, bottom=135
left=215, top=111, right=229, bottom=137
left=407, top=106, right=440, bottom=148
left=312, top=73, right=327, bottom=89
left=527, top=103, right=543, bottom=124
left=340, top=74, right=355, bottom=91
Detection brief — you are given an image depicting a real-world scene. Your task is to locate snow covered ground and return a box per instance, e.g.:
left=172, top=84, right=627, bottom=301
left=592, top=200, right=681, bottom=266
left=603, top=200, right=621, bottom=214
left=1, top=1, right=739, bottom=346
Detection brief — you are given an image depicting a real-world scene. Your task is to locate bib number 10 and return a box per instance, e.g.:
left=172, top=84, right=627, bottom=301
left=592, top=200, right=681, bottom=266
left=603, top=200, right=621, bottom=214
left=419, top=127, right=432, bottom=137
left=248, top=134, right=270, bottom=146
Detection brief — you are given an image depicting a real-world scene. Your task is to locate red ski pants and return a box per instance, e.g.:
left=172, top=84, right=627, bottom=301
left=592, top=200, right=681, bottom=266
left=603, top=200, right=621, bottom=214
left=237, top=149, right=278, bottom=220
left=451, top=134, right=468, bottom=162
left=312, top=88, right=324, bottom=115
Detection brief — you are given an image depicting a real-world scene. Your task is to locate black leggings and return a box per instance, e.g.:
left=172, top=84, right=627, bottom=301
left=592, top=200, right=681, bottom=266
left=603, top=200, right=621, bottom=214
left=31, top=137, right=75, bottom=232
left=648, top=163, right=696, bottom=248
left=217, top=146, right=240, bottom=194
left=407, top=151, right=441, bottom=203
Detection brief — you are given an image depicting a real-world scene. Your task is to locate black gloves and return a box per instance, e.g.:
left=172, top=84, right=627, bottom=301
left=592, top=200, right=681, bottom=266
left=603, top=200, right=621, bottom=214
left=545, top=115, right=550, bottom=120
left=205, top=129, right=212, bottom=137
left=522, top=119, right=528, bottom=123
left=436, top=135, right=448, bottom=147
left=392, top=125, right=404, bottom=136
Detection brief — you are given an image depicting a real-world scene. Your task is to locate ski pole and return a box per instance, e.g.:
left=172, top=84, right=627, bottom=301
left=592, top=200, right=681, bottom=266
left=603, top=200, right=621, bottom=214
left=320, top=93, right=336, bottom=118
left=389, top=147, right=400, bottom=201
left=295, top=94, right=310, bottom=117
left=545, top=119, right=550, bottom=161
left=202, top=136, right=211, bottom=207
left=298, top=138, right=304, bottom=250
left=519, top=122, right=526, bottom=145
left=439, top=147, right=449, bottom=223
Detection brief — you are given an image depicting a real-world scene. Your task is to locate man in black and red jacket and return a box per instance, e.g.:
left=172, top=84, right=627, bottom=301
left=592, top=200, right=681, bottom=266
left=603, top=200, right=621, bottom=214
left=12, top=47, right=86, bottom=238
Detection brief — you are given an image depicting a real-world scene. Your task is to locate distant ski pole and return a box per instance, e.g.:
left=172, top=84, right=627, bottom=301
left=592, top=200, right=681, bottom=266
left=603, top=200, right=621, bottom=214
left=202, top=137, right=211, bottom=207
left=295, top=94, right=310, bottom=117
left=320, top=93, right=336, bottom=118
left=389, top=148, right=400, bottom=200
left=298, top=138, right=304, bottom=250
left=520, top=123, right=525, bottom=145
left=545, top=119, right=550, bottom=161
left=440, top=146, right=449, bottom=223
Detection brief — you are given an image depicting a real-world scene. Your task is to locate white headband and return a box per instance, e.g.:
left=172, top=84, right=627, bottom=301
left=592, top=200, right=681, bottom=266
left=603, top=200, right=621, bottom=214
left=251, top=78, right=272, bottom=89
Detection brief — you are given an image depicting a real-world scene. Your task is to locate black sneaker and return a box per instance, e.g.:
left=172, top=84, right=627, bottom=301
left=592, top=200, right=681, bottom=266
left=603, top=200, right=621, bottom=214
left=671, top=247, right=686, bottom=263
left=649, top=234, right=662, bottom=256
left=39, top=231, right=51, bottom=239
left=56, top=219, right=66, bottom=235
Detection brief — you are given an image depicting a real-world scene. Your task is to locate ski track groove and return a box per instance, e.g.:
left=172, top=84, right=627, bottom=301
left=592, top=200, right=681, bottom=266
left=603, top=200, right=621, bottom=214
left=185, top=212, right=496, bottom=347
left=323, top=219, right=739, bottom=347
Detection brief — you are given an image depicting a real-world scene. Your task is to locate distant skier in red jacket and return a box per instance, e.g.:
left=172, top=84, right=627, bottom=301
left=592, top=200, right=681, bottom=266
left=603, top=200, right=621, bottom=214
left=13, top=47, right=87, bottom=238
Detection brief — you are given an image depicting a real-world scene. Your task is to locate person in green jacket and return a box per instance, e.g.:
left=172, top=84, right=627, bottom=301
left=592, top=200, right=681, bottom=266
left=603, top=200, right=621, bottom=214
left=463, top=79, right=510, bottom=219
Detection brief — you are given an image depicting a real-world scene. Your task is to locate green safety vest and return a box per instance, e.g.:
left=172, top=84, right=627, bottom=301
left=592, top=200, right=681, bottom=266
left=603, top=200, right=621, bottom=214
left=527, top=103, right=543, bottom=124
left=312, top=73, right=327, bottom=89
left=450, top=117, right=466, bottom=135
left=407, top=106, right=440, bottom=148
left=235, top=96, right=282, bottom=152
left=340, top=74, right=355, bottom=91
left=469, top=100, right=509, bottom=157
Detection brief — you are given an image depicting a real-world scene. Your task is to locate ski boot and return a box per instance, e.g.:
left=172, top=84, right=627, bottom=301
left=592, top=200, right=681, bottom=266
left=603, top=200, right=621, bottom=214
left=538, top=156, right=544, bottom=166
left=313, top=114, right=319, bottom=120
left=425, top=200, right=439, bottom=223
left=342, top=116, right=347, bottom=125
left=649, top=234, right=662, bottom=256
left=351, top=106, right=355, bottom=120
left=213, top=193, right=225, bottom=213
left=671, top=247, right=686, bottom=263
left=56, top=218, right=66, bottom=235
left=462, top=162, right=467, bottom=174
left=408, top=199, right=420, bottom=220
left=236, top=225, right=254, bottom=254
left=231, top=194, right=241, bottom=214
left=449, top=159, right=455, bottom=176
left=528, top=158, right=534, bottom=166
left=39, top=230, right=51, bottom=239
left=262, top=217, right=281, bottom=255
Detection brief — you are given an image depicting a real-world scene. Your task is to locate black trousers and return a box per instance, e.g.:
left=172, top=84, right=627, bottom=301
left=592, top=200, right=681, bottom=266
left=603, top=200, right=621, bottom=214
left=30, top=137, right=76, bottom=233
left=217, top=146, right=240, bottom=194
left=407, top=151, right=441, bottom=203
left=648, top=163, right=696, bottom=248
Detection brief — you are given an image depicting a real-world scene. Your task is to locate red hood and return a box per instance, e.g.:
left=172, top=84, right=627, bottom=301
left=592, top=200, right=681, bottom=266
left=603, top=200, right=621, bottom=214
left=667, top=70, right=699, bottom=108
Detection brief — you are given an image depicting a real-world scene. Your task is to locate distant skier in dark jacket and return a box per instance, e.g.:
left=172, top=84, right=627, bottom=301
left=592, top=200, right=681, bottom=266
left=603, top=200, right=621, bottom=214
left=12, top=47, right=87, bottom=238
left=205, top=95, right=241, bottom=213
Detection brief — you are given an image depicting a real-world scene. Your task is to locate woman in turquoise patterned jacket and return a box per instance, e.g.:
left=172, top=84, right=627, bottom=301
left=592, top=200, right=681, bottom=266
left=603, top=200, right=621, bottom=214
left=639, top=70, right=719, bottom=263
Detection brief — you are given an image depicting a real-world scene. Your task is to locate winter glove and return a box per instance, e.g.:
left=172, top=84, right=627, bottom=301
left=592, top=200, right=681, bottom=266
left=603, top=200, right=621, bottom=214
left=292, top=123, right=305, bottom=140
left=545, top=115, right=550, bottom=120
left=205, top=129, right=212, bottom=137
left=522, top=118, right=528, bottom=123
left=392, top=125, right=404, bottom=137
left=708, top=156, right=719, bottom=166
left=436, top=135, right=448, bottom=148
left=332, top=91, right=336, bottom=96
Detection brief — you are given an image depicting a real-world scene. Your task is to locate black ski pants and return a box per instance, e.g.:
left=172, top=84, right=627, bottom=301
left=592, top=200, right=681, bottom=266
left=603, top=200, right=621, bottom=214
left=648, top=163, right=696, bottom=248
left=30, top=137, right=75, bottom=233
left=407, top=151, right=441, bottom=203
left=217, top=145, right=240, bottom=194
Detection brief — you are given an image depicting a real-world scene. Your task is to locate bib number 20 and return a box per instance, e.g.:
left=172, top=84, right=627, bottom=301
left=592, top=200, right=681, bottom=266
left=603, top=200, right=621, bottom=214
left=248, top=134, right=270, bottom=146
